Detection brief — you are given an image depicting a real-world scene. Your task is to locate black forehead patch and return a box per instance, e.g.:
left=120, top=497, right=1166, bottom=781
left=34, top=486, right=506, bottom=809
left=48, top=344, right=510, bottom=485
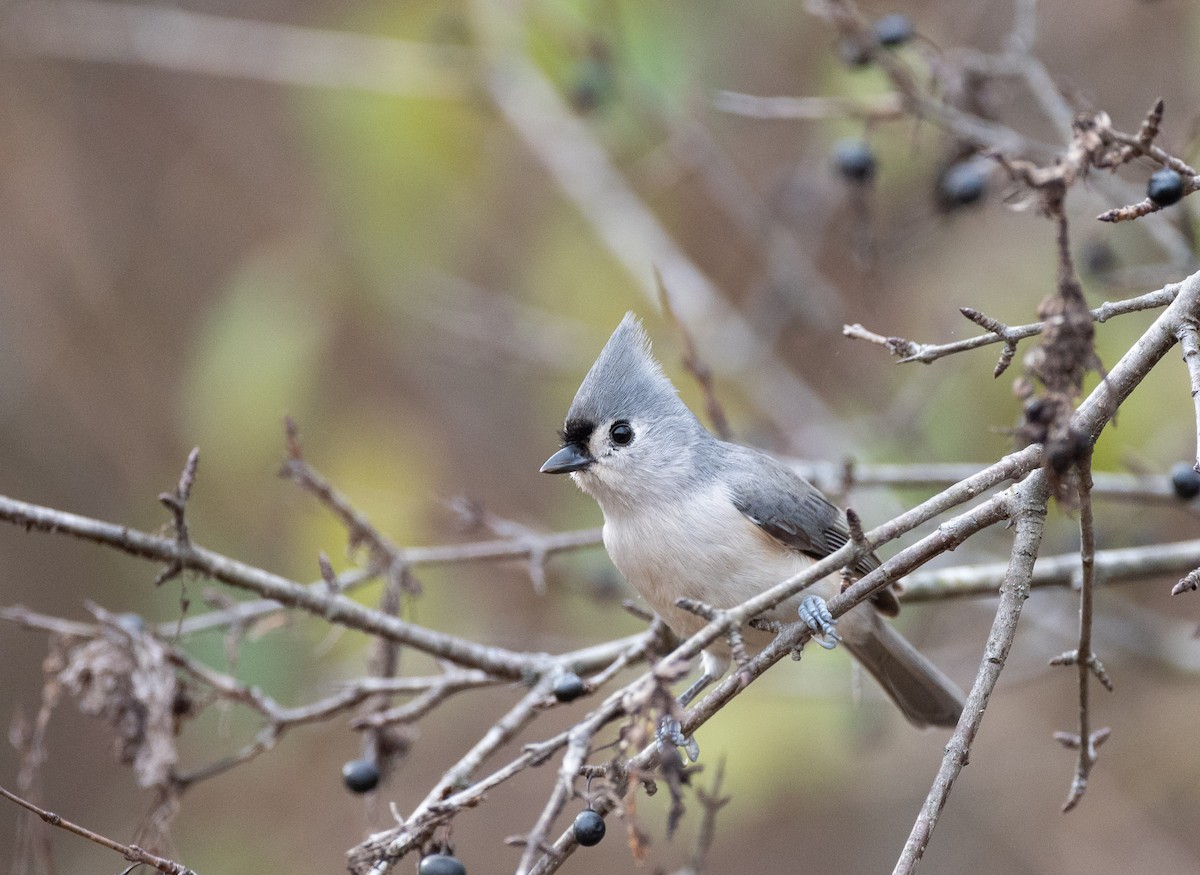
left=560, top=418, right=595, bottom=447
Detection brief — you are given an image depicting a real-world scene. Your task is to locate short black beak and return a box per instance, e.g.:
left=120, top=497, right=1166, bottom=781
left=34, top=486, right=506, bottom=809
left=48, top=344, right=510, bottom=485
left=540, top=444, right=594, bottom=474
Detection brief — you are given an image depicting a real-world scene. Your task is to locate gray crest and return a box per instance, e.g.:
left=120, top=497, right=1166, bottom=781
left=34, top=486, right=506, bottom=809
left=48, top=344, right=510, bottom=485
left=565, top=313, right=690, bottom=430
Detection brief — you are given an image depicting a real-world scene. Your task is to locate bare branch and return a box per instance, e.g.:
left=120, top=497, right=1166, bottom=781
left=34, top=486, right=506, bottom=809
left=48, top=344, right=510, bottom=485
left=1050, top=457, right=1112, bottom=812
left=0, top=493, right=614, bottom=679
left=713, top=89, right=905, bottom=121
left=1177, top=321, right=1200, bottom=473
left=0, top=783, right=198, bottom=875
left=657, top=270, right=733, bottom=440
left=0, top=0, right=469, bottom=98
left=845, top=284, right=1178, bottom=367
left=901, top=538, right=1200, bottom=600
left=892, top=470, right=1050, bottom=874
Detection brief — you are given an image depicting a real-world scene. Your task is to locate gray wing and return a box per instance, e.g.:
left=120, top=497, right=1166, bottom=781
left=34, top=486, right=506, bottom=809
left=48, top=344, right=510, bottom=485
left=724, top=445, right=899, bottom=616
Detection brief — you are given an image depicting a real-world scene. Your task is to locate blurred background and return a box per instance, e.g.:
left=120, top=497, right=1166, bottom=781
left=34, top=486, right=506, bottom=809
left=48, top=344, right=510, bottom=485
left=2, top=0, right=1200, bottom=872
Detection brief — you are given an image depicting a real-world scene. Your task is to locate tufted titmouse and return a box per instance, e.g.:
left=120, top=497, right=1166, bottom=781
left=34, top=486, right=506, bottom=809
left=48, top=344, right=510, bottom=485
left=541, top=313, right=964, bottom=732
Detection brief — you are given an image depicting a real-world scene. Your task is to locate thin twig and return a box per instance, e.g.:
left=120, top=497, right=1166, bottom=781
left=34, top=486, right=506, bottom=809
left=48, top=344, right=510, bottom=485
left=1177, top=321, right=1200, bottom=472
left=1050, top=456, right=1112, bottom=812
left=0, top=783, right=198, bottom=875
left=712, top=89, right=905, bottom=120
left=844, top=284, right=1178, bottom=367
left=657, top=270, right=733, bottom=440
left=685, top=759, right=730, bottom=875
left=0, top=0, right=470, bottom=98
left=892, top=471, right=1049, bottom=874
left=0, top=492, right=626, bottom=679
left=900, top=538, right=1200, bottom=600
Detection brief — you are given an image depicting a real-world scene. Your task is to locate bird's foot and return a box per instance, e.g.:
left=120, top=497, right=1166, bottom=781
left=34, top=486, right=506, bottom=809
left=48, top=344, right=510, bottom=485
left=798, top=595, right=841, bottom=650
left=657, top=716, right=700, bottom=762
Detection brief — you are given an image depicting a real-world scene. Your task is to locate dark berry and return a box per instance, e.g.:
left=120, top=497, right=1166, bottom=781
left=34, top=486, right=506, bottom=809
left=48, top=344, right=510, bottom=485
left=833, top=139, right=876, bottom=184
left=569, top=59, right=614, bottom=114
left=573, top=809, right=606, bottom=847
left=1170, top=462, right=1200, bottom=500
left=342, top=758, right=380, bottom=794
left=873, top=13, right=914, bottom=47
left=938, top=160, right=988, bottom=208
left=1147, top=168, right=1185, bottom=207
left=417, top=854, right=466, bottom=875
left=1081, top=239, right=1118, bottom=277
left=553, top=672, right=586, bottom=703
left=837, top=38, right=873, bottom=67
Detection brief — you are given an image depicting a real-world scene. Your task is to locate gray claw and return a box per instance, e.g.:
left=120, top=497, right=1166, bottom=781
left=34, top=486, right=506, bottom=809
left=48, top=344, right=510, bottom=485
left=657, top=716, right=700, bottom=762
left=798, top=595, right=841, bottom=650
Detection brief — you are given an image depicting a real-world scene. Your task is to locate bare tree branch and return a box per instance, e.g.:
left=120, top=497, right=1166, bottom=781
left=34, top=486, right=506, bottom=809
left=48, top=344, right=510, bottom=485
left=892, top=470, right=1050, bottom=874
left=0, top=783, right=198, bottom=875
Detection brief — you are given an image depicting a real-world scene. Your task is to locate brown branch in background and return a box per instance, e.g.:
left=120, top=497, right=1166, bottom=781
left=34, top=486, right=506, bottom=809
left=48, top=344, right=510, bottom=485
left=743, top=2, right=1191, bottom=260
left=656, top=269, right=733, bottom=440
left=0, top=783, right=198, bottom=875
left=892, top=471, right=1048, bottom=874
left=808, top=0, right=1045, bottom=156
left=712, top=89, right=905, bottom=121
left=682, top=759, right=730, bottom=875
left=1048, top=457, right=1112, bottom=812
left=9, top=626, right=70, bottom=873
left=0, top=0, right=470, bottom=98
left=901, top=538, right=1200, bottom=601
left=281, top=419, right=415, bottom=593
left=155, top=447, right=199, bottom=587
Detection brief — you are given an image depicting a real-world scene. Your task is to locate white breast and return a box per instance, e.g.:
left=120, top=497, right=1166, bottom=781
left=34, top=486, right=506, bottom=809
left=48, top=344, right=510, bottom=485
left=601, top=483, right=830, bottom=671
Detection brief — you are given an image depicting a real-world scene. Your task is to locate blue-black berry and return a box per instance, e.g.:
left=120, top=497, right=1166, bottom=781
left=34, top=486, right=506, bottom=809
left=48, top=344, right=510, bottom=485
left=418, top=854, right=466, bottom=875
left=569, top=58, right=615, bottom=114
left=1147, top=168, right=1185, bottom=207
left=342, top=758, right=380, bottom=794
left=573, top=809, right=606, bottom=847
left=553, top=672, right=586, bottom=703
left=938, top=160, right=988, bottom=208
left=838, top=38, right=873, bottom=67
left=873, top=14, right=914, bottom=47
left=1081, top=239, right=1118, bottom=277
left=833, top=139, right=876, bottom=184
left=1170, top=462, right=1200, bottom=500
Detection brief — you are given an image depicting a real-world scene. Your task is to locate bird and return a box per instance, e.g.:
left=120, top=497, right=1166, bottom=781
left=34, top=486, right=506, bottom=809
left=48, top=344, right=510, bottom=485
left=540, top=313, right=964, bottom=743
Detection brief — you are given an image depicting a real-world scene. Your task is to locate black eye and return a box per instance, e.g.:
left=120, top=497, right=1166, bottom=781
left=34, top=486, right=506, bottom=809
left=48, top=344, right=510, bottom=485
left=609, top=421, right=634, bottom=446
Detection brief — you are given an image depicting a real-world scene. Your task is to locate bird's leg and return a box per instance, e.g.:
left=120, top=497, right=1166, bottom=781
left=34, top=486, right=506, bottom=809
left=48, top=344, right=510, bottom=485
left=656, top=670, right=712, bottom=763
left=798, top=595, right=841, bottom=650
left=678, top=670, right=714, bottom=708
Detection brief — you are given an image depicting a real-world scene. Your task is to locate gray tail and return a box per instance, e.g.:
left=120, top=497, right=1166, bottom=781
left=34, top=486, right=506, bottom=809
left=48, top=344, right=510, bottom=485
left=843, top=615, right=964, bottom=729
